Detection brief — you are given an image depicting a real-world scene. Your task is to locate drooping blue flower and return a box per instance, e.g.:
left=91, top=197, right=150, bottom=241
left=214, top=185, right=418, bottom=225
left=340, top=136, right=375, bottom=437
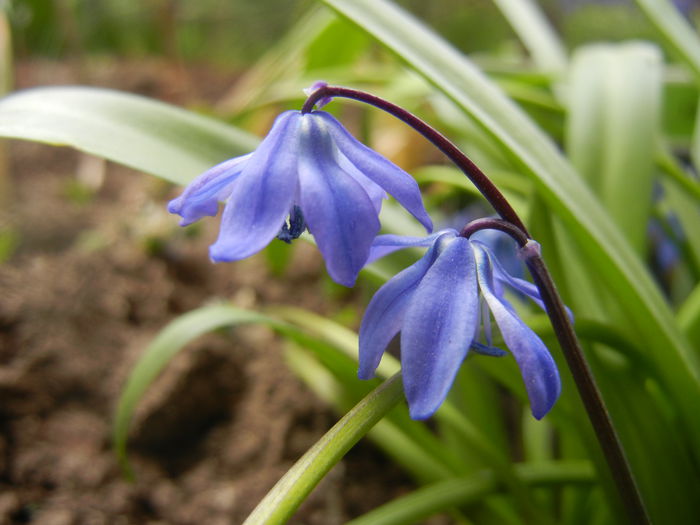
left=168, top=110, right=433, bottom=286
left=359, top=229, right=561, bottom=420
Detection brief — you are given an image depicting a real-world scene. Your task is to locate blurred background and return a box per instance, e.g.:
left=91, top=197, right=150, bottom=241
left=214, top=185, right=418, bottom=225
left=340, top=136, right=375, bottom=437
left=7, top=0, right=697, bottom=67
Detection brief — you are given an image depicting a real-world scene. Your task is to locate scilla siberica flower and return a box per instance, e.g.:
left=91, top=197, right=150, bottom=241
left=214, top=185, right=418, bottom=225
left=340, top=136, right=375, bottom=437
left=168, top=110, right=433, bottom=286
left=359, top=229, right=562, bottom=420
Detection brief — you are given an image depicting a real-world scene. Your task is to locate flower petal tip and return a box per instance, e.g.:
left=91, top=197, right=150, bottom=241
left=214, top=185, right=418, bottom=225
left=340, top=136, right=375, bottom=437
left=208, top=243, right=243, bottom=263
left=357, top=369, right=375, bottom=381
left=408, top=403, right=437, bottom=421
left=327, top=268, right=358, bottom=288
left=531, top=374, right=561, bottom=420
left=167, top=198, right=181, bottom=215
left=531, top=401, right=554, bottom=420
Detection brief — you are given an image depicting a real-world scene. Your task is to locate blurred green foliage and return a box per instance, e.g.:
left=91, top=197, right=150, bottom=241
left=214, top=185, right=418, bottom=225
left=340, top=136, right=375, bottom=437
left=7, top=0, right=313, bottom=64
left=6, top=0, right=688, bottom=67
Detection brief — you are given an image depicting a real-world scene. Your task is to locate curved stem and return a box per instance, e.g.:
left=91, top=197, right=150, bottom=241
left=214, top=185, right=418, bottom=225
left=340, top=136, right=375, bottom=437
left=304, top=85, right=649, bottom=523
left=302, top=84, right=528, bottom=234
left=459, top=217, right=530, bottom=246
left=460, top=218, right=649, bottom=524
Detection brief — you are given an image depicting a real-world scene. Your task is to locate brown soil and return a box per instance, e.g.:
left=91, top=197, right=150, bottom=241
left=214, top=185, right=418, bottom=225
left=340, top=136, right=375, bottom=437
left=0, top=60, right=421, bottom=525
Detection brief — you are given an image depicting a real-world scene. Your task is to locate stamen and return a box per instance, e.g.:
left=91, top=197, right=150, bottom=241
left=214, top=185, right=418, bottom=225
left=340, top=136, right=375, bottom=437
left=276, top=205, right=307, bottom=243
left=470, top=341, right=506, bottom=357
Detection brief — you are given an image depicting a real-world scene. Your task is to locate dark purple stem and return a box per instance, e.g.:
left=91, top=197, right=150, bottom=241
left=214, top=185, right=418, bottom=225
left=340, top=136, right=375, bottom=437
left=460, top=217, right=530, bottom=245
left=302, top=85, right=528, bottom=235
left=460, top=218, right=650, bottom=525
left=304, top=85, right=649, bottom=525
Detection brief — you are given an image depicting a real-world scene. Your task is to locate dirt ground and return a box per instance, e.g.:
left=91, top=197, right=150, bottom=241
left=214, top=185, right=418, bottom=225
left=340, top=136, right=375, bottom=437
left=0, top=60, right=425, bottom=525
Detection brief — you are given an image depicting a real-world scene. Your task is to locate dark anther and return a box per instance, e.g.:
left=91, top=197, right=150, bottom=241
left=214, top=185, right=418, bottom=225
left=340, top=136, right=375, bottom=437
left=277, top=206, right=307, bottom=244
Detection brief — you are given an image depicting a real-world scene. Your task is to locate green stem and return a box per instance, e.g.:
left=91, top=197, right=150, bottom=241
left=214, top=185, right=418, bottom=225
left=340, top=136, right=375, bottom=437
left=243, top=373, right=404, bottom=525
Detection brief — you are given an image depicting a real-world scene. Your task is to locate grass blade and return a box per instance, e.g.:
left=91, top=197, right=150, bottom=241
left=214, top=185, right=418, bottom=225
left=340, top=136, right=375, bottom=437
left=0, top=86, right=258, bottom=185
left=635, top=0, right=700, bottom=82
left=678, top=283, right=700, bottom=344
left=347, top=461, right=594, bottom=525
left=492, top=0, right=567, bottom=72
left=112, top=304, right=280, bottom=472
left=566, top=43, right=662, bottom=253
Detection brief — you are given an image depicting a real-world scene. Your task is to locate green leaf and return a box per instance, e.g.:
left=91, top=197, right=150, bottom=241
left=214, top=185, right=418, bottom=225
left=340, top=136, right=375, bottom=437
left=586, top=348, right=700, bottom=523
left=678, top=283, right=700, bottom=344
left=691, top=95, right=700, bottom=173
left=112, top=304, right=281, bottom=473
left=660, top=178, right=700, bottom=276
left=0, top=86, right=258, bottom=185
left=491, top=0, right=567, bottom=72
left=346, top=461, right=594, bottom=525
left=305, top=13, right=371, bottom=70
left=658, top=147, right=700, bottom=203
left=320, top=0, right=700, bottom=456
left=634, top=0, right=700, bottom=83
left=566, top=43, right=662, bottom=254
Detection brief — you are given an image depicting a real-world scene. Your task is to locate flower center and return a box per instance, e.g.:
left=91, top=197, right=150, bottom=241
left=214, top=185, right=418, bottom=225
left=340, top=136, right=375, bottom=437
left=276, top=205, right=307, bottom=244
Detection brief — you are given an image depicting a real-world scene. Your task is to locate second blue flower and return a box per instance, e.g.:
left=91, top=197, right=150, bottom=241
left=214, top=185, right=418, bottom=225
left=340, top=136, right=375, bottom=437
left=359, top=229, right=562, bottom=420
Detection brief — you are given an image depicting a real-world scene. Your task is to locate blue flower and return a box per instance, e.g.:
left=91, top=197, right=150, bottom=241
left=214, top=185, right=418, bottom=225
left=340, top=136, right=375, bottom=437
left=359, top=229, right=561, bottom=420
left=168, top=110, right=433, bottom=286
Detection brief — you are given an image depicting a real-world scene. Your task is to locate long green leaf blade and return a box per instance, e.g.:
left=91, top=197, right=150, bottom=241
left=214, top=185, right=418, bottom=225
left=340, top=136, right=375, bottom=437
left=492, top=0, right=567, bottom=72
left=635, top=0, right=700, bottom=83
left=678, top=283, right=700, bottom=343
left=566, top=43, right=662, bottom=253
left=0, top=86, right=258, bottom=185
left=112, top=305, right=279, bottom=471
left=347, top=461, right=594, bottom=525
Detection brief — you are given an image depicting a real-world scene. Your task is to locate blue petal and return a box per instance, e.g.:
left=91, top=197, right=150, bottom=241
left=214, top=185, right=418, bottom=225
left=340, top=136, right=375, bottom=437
left=316, top=111, right=433, bottom=233
left=474, top=240, right=574, bottom=322
left=358, top=241, right=441, bottom=379
left=366, top=230, right=453, bottom=265
left=210, top=111, right=299, bottom=262
left=481, top=298, right=493, bottom=347
left=474, top=243, right=561, bottom=419
left=297, top=113, right=381, bottom=287
left=401, top=236, right=479, bottom=419
left=168, top=153, right=252, bottom=226
left=338, top=152, right=387, bottom=214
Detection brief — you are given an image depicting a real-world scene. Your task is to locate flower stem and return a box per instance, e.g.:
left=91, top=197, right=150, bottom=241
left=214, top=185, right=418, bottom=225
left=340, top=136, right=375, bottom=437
left=303, top=86, right=650, bottom=524
left=459, top=217, right=530, bottom=245
left=461, top=218, right=650, bottom=525
left=302, top=85, right=527, bottom=234
left=524, top=255, right=649, bottom=525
